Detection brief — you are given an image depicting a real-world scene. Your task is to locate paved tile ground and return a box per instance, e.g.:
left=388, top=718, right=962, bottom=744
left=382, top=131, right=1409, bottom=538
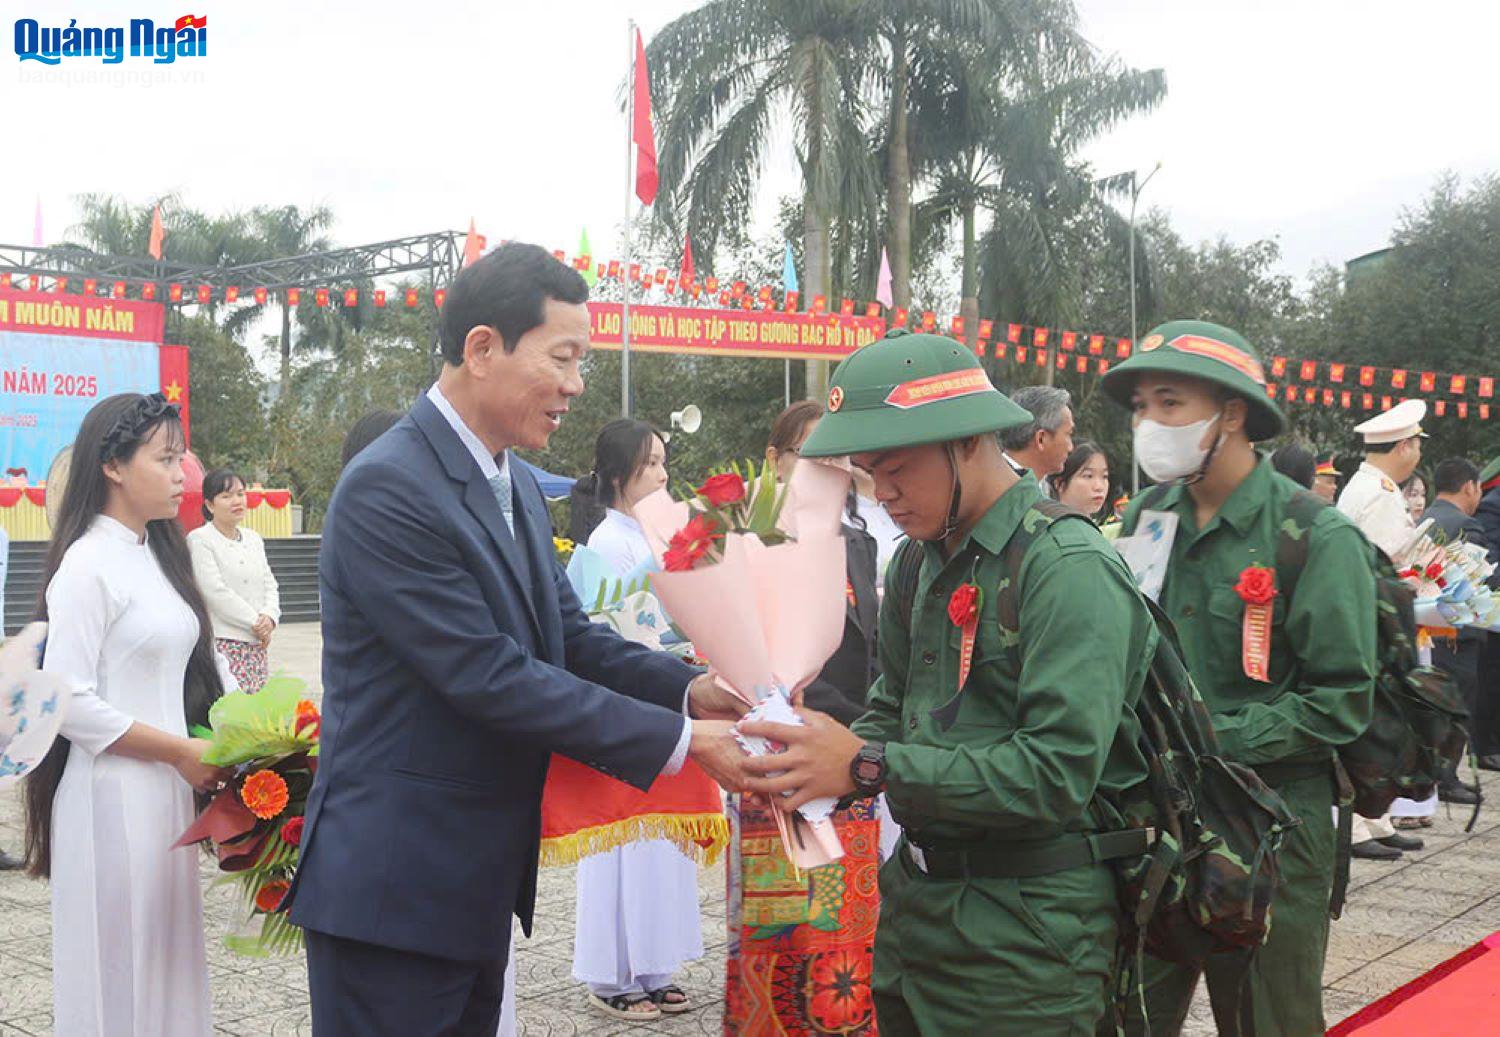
left=3, top=623, right=1499, bottom=1034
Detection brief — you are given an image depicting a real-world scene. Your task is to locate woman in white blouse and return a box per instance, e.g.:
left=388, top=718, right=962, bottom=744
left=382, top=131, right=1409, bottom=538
left=188, top=468, right=280, bottom=692
left=571, top=420, right=705, bottom=1022
left=23, top=392, right=232, bottom=1036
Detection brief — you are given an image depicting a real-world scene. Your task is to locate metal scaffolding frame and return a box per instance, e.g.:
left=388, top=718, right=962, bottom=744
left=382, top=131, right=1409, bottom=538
left=0, top=231, right=466, bottom=293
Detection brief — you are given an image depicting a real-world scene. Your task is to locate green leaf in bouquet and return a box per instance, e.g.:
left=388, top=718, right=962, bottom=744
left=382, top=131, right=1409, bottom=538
left=199, top=676, right=314, bottom=767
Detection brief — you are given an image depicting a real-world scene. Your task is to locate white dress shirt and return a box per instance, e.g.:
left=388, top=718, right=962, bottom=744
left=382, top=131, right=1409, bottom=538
left=426, top=385, right=692, bottom=773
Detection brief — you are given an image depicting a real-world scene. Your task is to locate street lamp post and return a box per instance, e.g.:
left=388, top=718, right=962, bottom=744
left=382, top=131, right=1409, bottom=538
left=1128, top=161, right=1162, bottom=493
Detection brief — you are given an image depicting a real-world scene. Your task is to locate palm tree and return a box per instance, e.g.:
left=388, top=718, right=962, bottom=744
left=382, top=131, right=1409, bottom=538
left=242, top=205, right=335, bottom=388
left=647, top=1, right=885, bottom=398
left=911, top=33, right=1164, bottom=355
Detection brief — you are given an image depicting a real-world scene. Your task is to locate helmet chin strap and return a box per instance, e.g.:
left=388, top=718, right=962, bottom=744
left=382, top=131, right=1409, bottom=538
left=1182, top=411, right=1225, bottom=486
left=938, top=441, right=963, bottom=540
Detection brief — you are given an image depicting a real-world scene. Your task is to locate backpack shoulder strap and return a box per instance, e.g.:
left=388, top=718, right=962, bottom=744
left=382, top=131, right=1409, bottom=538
left=1274, top=489, right=1330, bottom=603
left=995, top=499, right=1095, bottom=655
left=886, top=536, right=924, bottom=636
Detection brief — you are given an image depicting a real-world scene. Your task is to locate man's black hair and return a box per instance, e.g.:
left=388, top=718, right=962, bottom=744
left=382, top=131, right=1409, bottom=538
left=438, top=242, right=589, bottom=365
left=1435, top=457, right=1480, bottom=495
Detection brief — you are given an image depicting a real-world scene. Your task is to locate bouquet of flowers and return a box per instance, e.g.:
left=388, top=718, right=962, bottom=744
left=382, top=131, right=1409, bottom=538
left=0, top=623, right=69, bottom=787
left=636, top=458, right=852, bottom=869
left=1391, top=520, right=1500, bottom=631
left=173, top=676, right=320, bottom=955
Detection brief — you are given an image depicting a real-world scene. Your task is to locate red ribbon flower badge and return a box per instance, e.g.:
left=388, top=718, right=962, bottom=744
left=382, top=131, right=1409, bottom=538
left=948, top=582, right=982, bottom=694
left=1233, top=565, right=1277, bottom=682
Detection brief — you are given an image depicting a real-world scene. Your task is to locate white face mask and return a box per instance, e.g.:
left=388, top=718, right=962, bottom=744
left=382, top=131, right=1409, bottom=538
left=1134, top=413, right=1221, bottom=483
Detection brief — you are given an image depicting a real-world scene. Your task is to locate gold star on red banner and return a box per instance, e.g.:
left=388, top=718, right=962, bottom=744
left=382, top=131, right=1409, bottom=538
left=164, top=380, right=184, bottom=403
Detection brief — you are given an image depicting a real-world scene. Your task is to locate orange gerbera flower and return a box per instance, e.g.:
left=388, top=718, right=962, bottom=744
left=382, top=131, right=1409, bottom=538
left=240, top=769, right=290, bottom=820
left=254, top=880, right=290, bottom=913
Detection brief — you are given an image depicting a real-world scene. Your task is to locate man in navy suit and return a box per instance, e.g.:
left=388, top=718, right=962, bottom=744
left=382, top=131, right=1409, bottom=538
left=289, top=243, right=750, bottom=1036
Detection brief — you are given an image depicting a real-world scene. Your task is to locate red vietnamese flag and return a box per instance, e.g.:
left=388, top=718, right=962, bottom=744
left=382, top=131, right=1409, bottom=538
left=1271, top=357, right=1287, bottom=378
left=1362, top=393, right=1373, bottom=410
left=1097, top=359, right=1110, bottom=375
left=1484, top=405, right=1492, bottom=420
left=705, top=275, right=719, bottom=293
left=1304, top=387, right=1317, bottom=404
left=1359, top=366, right=1375, bottom=387
left=979, top=319, right=994, bottom=341
left=664, top=278, right=676, bottom=294
left=761, top=295, right=775, bottom=311
left=1341, top=391, right=1352, bottom=409
left=1033, top=327, right=1049, bottom=347
left=225, top=286, right=239, bottom=303
left=1284, top=385, right=1297, bottom=402
left=729, top=279, right=745, bottom=297
left=434, top=289, right=447, bottom=308
left=811, top=294, right=827, bottom=315
left=1061, top=331, right=1076, bottom=351
left=196, top=285, right=211, bottom=304
left=254, top=286, right=268, bottom=305
left=629, top=263, right=642, bottom=282
left=1088, top=334, right=1103, bottom=355
left=344, top=288, right=359, bottom=307
left=287, top=287, right=301, bottom=306
left=1116, top=338, right=1131, bottom=358
left=1459, top=402, right=1469, bottom=419
left=1419, top=371, right=1435, bottom=392
left=1330, top=363, right=1345, bottom=383
left=607, top=260, right=622, bottom=279
left=866, top=302, right=881, bottom=318
left=1034, top=348, right=1047, bottom=368
left=1450, top=375, right=1466, bottom=395
left=922, top=311, right=936, bottom=331
left=462, top=219, right=485, bottom=267
left=1016, top=345, right=1028, bottom=363
left=27, top=275, right=39, bottom=291
left=169, top=284, right=183, bottom=302
left=1322, top=389, right=1334, bottom=406
left=141, top=283, right=156, bottom=300
left=148, top=205, right=165, bottom=259
left=374, top=290, right=386, bottom=308
left=1076, top=356, right=1088, bottom=373
left=784, top=291, right=799, bottom=312
left=1055, top=351, right=1067, bottom=370
left=655, top=268, right=668, bottom=285
left=112, top=281, right=125, bottom=298
left=951, top=316, right=965, bottom=337
left=1007, top=323, right=1022, bottom=344
left=840, top=298, right=855, bottom=317
left=1382, top=396, right=1393, bottom=411
left=1266, top=384, right=1278, bottom=398
left=0, top=273, right=10, bottom=288
left=1482, top=377, right=1495, bottom=398
left=1299, top=360, right=1316, bottom=381
left=718, top=291, right=730, bottom=306
left=55, top=277, right=68, bottom=293
left=83, top=278, right=97, bottom=295
left=315, top=288, right=329, bottom=307
left=893, top=307, right=908, bottom=327
left=1391, top=369, right=1407, bottom=389
left=631, top=29, right=658, bottom=205
left=1435, top=401, right=1447, bottom=417
left=994, top=343, right=1007, bottom=359
left=679, top=235, right=695, bottom=286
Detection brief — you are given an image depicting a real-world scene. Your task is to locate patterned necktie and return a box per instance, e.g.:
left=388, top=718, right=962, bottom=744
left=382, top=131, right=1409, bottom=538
left=488, top=467, right=514, bottom=535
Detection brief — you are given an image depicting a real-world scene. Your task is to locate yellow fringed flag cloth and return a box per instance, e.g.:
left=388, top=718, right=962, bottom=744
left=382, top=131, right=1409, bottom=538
left=539, top=754, right=728, bottom=868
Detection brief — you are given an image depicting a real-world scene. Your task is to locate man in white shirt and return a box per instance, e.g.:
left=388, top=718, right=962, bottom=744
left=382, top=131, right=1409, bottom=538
left=998, top=386, right=1074, bottom=494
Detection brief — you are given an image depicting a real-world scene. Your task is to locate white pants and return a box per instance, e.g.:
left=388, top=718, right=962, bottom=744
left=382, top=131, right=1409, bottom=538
left=572, top=839, right=703, bottom=997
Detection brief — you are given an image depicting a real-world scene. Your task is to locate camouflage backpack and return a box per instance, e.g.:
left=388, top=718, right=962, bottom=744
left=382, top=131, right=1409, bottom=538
left=887, top=499, right=1300, bottom=972
left=1273, top=490, right=1471, bottom=822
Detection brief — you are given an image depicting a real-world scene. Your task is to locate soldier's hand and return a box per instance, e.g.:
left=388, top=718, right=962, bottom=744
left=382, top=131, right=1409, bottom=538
left=738, top=708, right=862, bottom=812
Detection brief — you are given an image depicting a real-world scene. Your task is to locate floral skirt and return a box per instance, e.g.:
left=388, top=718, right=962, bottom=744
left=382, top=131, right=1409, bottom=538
left=724, top=796, right=880, bottom=1036
left=216, top=638, right=268, bottom=693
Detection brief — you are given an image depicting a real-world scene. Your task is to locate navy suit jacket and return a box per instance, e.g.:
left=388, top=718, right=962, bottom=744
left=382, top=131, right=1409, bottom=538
left=288, top=395, right=696, bottom=962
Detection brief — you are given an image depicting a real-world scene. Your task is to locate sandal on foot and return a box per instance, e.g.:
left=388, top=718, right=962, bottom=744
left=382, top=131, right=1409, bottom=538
left=587, top=992, right=661, bottom=1021
left=649, top=985, right=693, bottom=1014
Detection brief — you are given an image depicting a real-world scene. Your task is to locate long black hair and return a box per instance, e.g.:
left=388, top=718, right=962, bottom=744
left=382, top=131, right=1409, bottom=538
left=24, top=393, right=226, bottom=878
left=568, top=419, right=664, bottom=542
left=200, top=467, right=245, bottom=522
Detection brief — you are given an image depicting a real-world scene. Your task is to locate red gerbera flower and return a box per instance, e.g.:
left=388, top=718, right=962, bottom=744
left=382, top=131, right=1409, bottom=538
left=663, top=513, right=723, bottom=572
left=254, top=879, right=290, bottom=913
left=240, top=769, right=290, bottom=820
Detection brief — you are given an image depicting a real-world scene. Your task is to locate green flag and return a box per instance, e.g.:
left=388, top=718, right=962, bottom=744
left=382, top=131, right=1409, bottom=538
left=578, top=229, right=598, bottom=288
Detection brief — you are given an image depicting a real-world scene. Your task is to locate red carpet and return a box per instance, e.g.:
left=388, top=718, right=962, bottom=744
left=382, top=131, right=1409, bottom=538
left=1327, top=932, right=1500, bottom=1035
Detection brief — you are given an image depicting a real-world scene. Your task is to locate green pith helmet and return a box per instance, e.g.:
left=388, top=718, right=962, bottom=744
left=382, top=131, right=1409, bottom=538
left=1100, top=319, right=1286, bottom=441
left=799, top=329, right=1033, bottom=458
left=1480, top=456, right=1500, bottom=488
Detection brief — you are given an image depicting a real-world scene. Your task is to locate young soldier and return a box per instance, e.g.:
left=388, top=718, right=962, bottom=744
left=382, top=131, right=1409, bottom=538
left=738, top=329, right=1157, bottom=1035
left=1102, top=320, right=1379, bottom=1035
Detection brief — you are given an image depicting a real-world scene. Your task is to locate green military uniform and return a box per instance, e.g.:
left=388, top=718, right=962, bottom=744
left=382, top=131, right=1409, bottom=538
left=802, top=330, right=1157, bottom=1035
left=1105, top=321, right=1379, bottom=1036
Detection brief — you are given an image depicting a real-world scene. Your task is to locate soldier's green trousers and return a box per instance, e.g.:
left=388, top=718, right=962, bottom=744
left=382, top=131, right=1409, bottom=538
left=1126, top=773, right=1336, bottom=1037
left=873, top=842, right=1120, bottom=1036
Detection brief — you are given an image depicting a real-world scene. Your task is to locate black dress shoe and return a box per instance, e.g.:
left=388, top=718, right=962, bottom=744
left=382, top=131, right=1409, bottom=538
left=0, top=849, right=23, bottom=871
left=1477, top=755, right=1500, bottom=773
left=1377, top=832, right=1424, bottom=852
left=1351, top=840, right=1403, bottom=861
left=1439, top=782, right=1481, bottom=805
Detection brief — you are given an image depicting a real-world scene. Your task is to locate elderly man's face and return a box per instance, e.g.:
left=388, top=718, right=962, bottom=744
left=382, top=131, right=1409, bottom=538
left=1033, top=406, right=1076, bottom=477
left=469, top=299, right=588, bottom=451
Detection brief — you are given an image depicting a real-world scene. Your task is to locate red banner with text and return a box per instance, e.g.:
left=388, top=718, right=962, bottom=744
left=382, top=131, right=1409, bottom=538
left=587, top=302, right=885, bottom=361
